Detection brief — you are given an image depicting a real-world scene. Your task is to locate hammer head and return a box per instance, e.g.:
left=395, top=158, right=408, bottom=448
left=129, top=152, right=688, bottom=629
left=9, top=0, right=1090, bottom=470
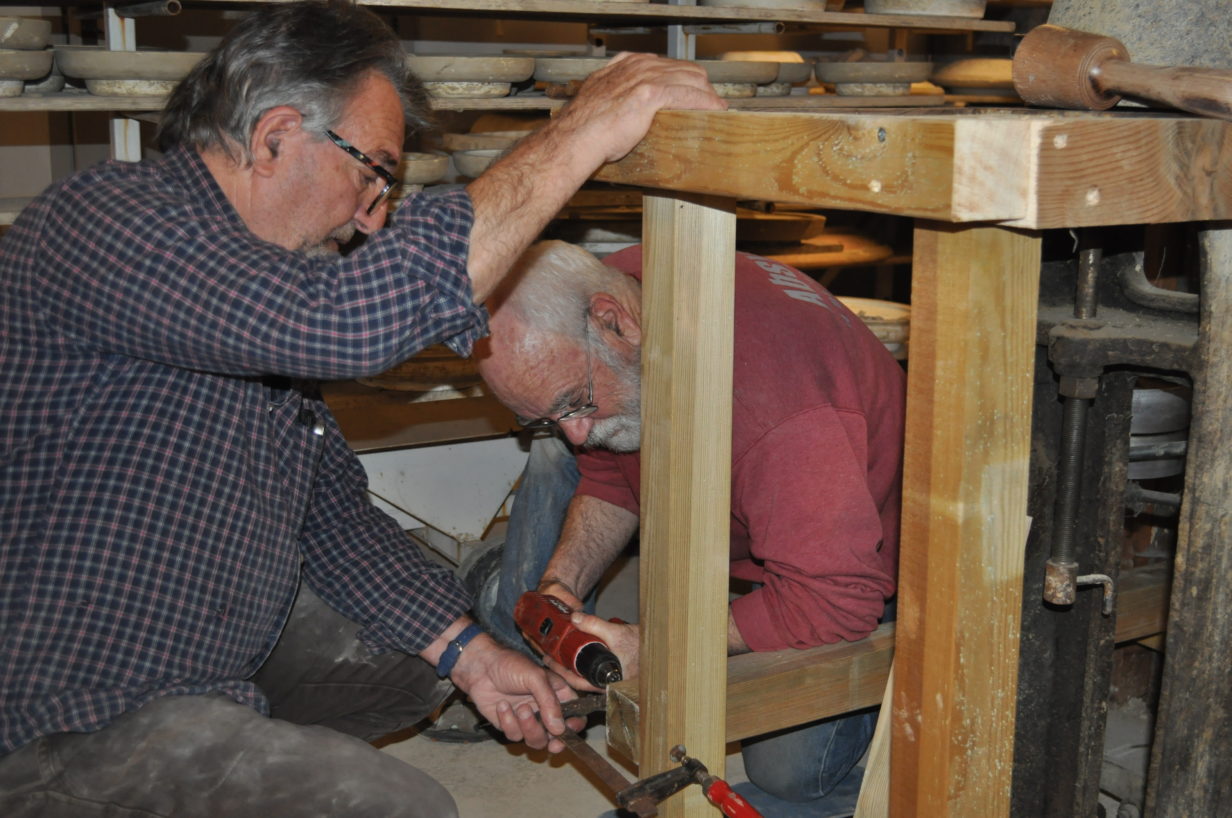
left=1013, top=24, right=1129, bottom=111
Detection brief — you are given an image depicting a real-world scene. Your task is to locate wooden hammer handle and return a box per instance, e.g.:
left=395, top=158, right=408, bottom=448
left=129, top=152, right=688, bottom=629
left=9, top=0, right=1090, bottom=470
left=1100, top=61, right=1232, bottom=120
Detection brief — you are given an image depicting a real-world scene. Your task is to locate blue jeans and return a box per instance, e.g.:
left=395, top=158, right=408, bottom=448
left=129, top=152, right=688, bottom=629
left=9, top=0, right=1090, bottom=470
left=477, top=436, right=876, bottom=811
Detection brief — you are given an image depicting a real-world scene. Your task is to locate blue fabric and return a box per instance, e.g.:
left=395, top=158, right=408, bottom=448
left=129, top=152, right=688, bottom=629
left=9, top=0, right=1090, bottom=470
left=478, top=436, right=876, bottom=810
left=476, top=434, right=581, bottom=653
left=1, top=147, right=483, bottom=755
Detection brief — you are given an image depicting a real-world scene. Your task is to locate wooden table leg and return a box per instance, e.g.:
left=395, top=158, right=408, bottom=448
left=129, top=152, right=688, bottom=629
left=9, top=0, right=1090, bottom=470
left=891, top=223, right=1042, bottom=818
left=637, top=192, right=736, bottom=817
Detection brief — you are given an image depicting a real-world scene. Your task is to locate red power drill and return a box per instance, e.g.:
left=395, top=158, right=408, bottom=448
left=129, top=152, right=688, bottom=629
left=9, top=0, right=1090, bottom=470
left=514, top=590, right=624, bottom=688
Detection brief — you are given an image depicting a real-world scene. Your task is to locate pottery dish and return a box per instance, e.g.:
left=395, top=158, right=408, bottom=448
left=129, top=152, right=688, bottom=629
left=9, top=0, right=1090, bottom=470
left=453, top=148, right=504, bottom=178
left=533, top=57, right=610, bottom=84
left=697, top=59, right=778, bottom=84
left=814, top=60, right=932, bottom=85
left=864, top=0, right=985, bottom=17
left=55, top=46, right=204, bottom=81
left=406, top=55, right=533, bottom=83
left=0, top=48, right=52, bottom=81
left=399, top=152, right=449, bottom=186
left=0, top=17, right=52, bottom=50
left=423, top=81, right=511, bottom=99
left=442, top=130, right=533, bottom=151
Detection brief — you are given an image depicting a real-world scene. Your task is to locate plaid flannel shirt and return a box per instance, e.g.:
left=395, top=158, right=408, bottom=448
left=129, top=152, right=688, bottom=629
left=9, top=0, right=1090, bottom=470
left=0, top=147, right=482, bottom=755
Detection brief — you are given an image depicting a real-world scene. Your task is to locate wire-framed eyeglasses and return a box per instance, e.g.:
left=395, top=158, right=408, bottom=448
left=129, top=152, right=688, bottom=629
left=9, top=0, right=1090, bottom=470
left=517, top=316, right=599, bottom=431
left=324, top=129, right=399, bottom=215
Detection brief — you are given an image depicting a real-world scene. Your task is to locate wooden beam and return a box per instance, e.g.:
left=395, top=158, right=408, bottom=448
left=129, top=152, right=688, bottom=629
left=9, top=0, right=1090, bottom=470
left=605, top=565, right=1167, bottom=762
left=607, top=623, right=895, bottom=762
left=1012, top=116, right=1232, bottom=229
left=892, top=224, right=1040, bottom=818
left=597, top=110, right=965, bottom=220
left=638, top=193, right=735, bottom=818
left=596, top=111, right=1232, bottom=228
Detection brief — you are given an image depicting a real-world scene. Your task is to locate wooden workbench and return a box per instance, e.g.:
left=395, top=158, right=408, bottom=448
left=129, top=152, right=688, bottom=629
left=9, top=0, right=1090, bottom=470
left=592, top=107, right=1232, bottom=817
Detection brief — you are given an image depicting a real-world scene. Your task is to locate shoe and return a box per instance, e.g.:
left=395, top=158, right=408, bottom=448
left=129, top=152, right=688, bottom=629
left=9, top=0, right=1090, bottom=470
left=421, top=695, right=498, bottom=744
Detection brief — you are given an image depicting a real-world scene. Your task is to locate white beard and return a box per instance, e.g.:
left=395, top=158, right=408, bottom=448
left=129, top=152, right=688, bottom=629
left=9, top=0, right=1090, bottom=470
left=587, top=413, right=641, bottom=452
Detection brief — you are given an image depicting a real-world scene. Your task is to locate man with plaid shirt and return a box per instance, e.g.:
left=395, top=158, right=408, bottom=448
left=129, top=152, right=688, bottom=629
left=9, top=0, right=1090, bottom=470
left=0, top=2, right=724, bottom=815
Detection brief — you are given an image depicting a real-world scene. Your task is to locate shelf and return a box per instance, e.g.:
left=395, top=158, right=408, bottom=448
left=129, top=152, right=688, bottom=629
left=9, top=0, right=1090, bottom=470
left=0, top=93, right=166, bottom=112
left=188, top=0, right=1016, bottom=32
left=2, top=89, right=953, bottom=113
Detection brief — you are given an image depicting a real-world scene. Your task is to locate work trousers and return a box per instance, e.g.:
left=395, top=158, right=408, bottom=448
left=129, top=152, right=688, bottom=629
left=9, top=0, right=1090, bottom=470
left=0, top=584, right=456, bottom=818
left=475, top=435, right=878, bottom=810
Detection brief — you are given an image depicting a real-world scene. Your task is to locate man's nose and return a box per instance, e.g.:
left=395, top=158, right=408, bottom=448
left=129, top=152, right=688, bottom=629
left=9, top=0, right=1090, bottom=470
left=560, top=417, right=593, bottom=446
left=353, top=199, right=388, bottom=235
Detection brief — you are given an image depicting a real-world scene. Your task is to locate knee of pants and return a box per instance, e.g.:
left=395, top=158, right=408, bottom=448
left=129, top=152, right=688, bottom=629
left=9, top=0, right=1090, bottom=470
left=13, top=695, right=461, bottom=818
left=741, top=710, right=876, bottom=802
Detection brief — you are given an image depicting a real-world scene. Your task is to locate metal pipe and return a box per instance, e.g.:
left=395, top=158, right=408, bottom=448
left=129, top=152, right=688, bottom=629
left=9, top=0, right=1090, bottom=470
left=1044, top=236, right=1109, bottom=609
left=117, top=1, right=181, bottom=18
left=1118, top=253, right=1199, bottom=314
left=1125, top=483, right=1183, bottom=514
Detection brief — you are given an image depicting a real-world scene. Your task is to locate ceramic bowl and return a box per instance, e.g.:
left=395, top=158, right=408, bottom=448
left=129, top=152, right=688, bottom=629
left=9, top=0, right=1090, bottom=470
left=55, top=46, right=203, bottom=80
left=407, top=55, right=533, bottom=83
left=0, top=17, right=52, bottom=50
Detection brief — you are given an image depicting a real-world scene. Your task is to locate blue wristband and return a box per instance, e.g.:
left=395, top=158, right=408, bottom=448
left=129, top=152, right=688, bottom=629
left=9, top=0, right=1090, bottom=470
left=436, top=623, right=484, bottom=678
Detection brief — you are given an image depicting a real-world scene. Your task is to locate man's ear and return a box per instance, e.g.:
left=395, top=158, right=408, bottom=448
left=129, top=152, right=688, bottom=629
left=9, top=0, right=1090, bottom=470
left=589, top=292, right=641, bottom=347
left=249, top=106, right=305, bottom=177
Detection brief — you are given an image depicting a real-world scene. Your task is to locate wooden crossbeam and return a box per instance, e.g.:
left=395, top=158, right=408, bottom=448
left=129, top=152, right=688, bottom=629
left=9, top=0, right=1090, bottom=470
left=605, top=565, right=1167, bottom=764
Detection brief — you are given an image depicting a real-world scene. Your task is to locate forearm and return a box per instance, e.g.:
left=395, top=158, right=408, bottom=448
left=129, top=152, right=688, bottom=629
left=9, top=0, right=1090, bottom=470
left=464, top=119, right=603, bottom=302
left=538, top=495, right=639, bottom=600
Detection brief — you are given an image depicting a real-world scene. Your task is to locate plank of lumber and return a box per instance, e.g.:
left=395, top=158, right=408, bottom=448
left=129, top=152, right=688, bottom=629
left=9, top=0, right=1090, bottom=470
left=604, top=566, right=1168, bottom=763
left=891, top=224, right=1040, bottom=818
left=638, top=193, right=736, bottom=818
left=607, top=623, right=895, bottom=761
left=597, top=110, right=966, bottom=219
left=597, top=111, right=1232, bottom=228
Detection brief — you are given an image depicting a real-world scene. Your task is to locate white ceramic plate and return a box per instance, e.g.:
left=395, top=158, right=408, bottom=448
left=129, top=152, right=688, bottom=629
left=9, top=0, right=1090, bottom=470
left=55, top=46, right=203, bottom=81
left=407, top=55, right=533, bottom=83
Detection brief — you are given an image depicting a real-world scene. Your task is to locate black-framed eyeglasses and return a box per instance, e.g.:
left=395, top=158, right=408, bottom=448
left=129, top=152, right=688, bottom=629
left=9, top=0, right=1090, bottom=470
left=517, top=315, right=599, bottom=431
left=324, top=129, right=399, bottom=215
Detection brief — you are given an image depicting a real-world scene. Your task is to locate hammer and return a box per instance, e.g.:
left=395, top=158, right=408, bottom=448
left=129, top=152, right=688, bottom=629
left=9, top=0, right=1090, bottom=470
left=1012, top=24, right=1232, bottom=121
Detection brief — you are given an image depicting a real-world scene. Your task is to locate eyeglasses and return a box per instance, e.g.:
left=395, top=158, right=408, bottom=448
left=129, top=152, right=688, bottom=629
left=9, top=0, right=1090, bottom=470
left=517, top=315, right=599, bottom=431
left=324, top=129, right=399, bottom=215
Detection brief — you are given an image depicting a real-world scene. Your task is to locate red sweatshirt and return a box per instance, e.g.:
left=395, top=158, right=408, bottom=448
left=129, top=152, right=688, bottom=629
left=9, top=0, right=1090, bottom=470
left=575, top=247, right=905, bottom=651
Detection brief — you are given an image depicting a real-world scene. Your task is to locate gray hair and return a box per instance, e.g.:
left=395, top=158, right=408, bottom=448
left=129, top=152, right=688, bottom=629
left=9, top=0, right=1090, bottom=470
left=493, top=241, right=640, bottom=342
left=157, top=0, right=432, bottom=164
